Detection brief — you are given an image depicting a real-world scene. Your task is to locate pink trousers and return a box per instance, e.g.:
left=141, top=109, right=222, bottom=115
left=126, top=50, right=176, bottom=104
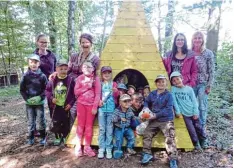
left=76, top=102, right=96, bottom=146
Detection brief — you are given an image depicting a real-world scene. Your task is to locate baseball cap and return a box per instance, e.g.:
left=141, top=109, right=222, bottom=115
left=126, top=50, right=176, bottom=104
left=117, top=83, right=128, bottom=90
left=56, top=59, right=68, bottom=67
left=28, top=54, right=40, bottom=61
left=101, top=66, right=112, bottom=73
left=154, top=74, right=167, bottom=82
left=170, top=71, right=182, bottom=81
left=120, top=94, right=131, bottom=101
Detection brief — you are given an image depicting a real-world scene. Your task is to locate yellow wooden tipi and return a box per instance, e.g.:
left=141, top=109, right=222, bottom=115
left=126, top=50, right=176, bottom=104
left=66, top=0, right=194, bottom=151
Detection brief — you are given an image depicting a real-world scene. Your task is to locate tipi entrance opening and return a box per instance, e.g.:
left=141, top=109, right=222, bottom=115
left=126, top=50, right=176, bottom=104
left=113, top=69, right=149, bottom=90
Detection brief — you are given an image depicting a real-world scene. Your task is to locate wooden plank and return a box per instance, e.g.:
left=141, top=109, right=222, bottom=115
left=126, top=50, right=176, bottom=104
left=118, top=11, right=146, bottom=20
left=115, top=19, right=149, bottom=28
left=103, top=44, right=157, bottom=53
left=107, top=35, right=156, bottom=44
left=101, top=52, right=162, bottom=61
left=112, top=28, right=153, bottom=36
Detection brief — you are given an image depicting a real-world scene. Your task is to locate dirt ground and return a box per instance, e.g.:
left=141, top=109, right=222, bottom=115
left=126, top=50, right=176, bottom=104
left=0, top=96, right=233, bottom=168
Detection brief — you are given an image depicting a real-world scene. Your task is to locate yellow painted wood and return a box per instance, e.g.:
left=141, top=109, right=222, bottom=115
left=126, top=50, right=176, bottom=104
left=112, top=28, right=153, bottom=36
left=108, top=35, right=156, bottom=44
left=66, top=0, right=193, bottom=150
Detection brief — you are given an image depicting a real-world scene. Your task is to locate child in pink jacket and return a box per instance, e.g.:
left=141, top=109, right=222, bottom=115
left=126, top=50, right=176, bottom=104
left=74, top=61, right=101, bottom=157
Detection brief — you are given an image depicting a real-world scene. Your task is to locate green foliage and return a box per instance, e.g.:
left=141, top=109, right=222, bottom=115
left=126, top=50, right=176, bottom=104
left=0, top=85, right=19, bottom=99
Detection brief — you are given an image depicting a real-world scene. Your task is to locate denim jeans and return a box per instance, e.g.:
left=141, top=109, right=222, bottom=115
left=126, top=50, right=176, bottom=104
left=114, top=127, right=135, bottom=149
left=98, top=112, right=113, bottom=150
left=193, top=84, right=208, bottom=129
left=26, top=104, right=46, bottom=138
left=183, top=115, right=206, bottom=145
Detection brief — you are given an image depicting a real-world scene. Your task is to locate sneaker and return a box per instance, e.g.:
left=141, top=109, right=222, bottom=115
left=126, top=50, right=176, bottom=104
left=27, top=139, right=34, bottom=145
left=53, top=138, right=62, bottom=146
left=141, top=153, right=153, bottom=165
left=98, top=149, right=105, bottom=159
left=84, top=146, right=96, bottom=157
left=200, top=139, right=209, bottom=149
left=169, top=159, right=178, bottom=168
left=40, top=138, right=47, bottom=145
left=194, top=142, right=203, bottom=151
left=127, top=148, right=136, bottom=155
left=106, top=149, right=112, bottom=159
left=74, top=145, right=83, bottom=157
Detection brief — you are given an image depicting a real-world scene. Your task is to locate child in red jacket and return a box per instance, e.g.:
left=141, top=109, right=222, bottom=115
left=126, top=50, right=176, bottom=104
left=74, top=61, right=101, bottom=157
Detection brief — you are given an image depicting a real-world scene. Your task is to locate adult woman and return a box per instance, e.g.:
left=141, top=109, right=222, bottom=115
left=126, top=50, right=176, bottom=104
left=191, top=31, right=215, bottom=130
left=34, top=34, right=57, bottom=79
left=163, top=33, right=197, bottom=87
left=67, top=33, right=100, bottom=128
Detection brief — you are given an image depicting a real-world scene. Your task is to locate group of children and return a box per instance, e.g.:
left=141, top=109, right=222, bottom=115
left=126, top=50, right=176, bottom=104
left=20, top=54, right=208, bottom=168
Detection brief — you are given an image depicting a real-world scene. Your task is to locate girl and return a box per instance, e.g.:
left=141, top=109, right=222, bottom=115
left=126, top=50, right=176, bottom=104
left=98, top=66, right=119, bottom=159
left=163, top=33, right=197, bottom=87
left=74, top=61, right=101, bottom=157
left=191, top=31, right=215, bottom=131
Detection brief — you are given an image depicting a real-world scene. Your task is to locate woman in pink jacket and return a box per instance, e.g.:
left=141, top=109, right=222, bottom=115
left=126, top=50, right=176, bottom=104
left=163, top=33, right=197, bottom=87
left=74, top=61, right=101, bottom=157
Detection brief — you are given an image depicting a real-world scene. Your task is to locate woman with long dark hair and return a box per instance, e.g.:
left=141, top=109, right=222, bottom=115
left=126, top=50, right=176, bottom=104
left=163, top=33, right=197, bottom=87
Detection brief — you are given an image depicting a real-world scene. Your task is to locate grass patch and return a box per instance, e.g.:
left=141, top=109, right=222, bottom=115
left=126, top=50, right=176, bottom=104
left=0, top=85, right=20, bottom=99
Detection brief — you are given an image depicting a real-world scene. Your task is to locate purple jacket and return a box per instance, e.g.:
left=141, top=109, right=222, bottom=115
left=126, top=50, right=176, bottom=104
left=45, top=75, right=76, bottom=111
left=34, top=49, right=57, bottom=79
left=163, top=50, right=197, bottom=87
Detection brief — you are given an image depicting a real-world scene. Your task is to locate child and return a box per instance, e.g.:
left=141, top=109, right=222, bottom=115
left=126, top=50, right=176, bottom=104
left=127, top=85, right=136, bottom=96
left=143, top=85, right=150, bottom=99
left=130, top=93, right=143, bottom=117
left=117, top=83, right=128, bottom=96
left=74, top=61, right=101, bottom=157
left=45, top=59, right=75, bottom=146
left=112, top=94, right=137, bottom=157
left=170, top=71, right=207, bottom=150
left=98, top=66, right=119, bottom=159
left=141, top=75, right=178, bottom=168
left=137, top=87, right=144, bottom=95
left=20, top=54, right=47, bottom=145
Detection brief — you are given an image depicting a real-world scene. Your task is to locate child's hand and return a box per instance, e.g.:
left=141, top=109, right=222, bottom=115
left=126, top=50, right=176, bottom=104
left=52, top=98, right=57, bottom=104
left=92, top=109, right=97, bottom=115
left=99, top=100, right=103, bottom=107
left=65, top=104, right=71, bottom=111
left=112, top=87, right=118, bottom=92
left=121, top=118, right=127, bottom=122
left=193, top=115, right=198, bottom=120
left=176, top=114, right=183, bottom=118
left=205, top=87, right=211, bottom=94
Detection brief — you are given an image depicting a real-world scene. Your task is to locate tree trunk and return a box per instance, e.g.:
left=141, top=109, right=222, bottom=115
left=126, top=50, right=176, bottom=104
left=100, top=0, right=109, bottom=56
left=157, top=0, right=162, bottom=55
left=67, top=0, right=76, bottom=56
left=164, top=0, right=174, bottom=55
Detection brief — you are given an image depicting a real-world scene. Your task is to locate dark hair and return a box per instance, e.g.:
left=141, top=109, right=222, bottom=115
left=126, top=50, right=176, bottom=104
left=36, top=34, right=47, bottom=42
left=172, top=33, right=188, bottom=57
left=79, top=33, right=93, bottom=44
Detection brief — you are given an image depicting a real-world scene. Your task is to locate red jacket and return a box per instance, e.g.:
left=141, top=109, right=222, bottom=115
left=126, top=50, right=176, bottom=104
left=163, top=50, right=197, bottom=87
left=74, top=74, right=101, bottom=111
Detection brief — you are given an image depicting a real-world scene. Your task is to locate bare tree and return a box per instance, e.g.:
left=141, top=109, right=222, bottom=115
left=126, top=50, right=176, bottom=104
left=67, top=0, right=76, bottom=56
left=100, top=0, right=109, bottom=56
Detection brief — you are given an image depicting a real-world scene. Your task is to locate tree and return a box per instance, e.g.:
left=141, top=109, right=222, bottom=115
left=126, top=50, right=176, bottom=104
left=67, top=0, right=76, bottom=56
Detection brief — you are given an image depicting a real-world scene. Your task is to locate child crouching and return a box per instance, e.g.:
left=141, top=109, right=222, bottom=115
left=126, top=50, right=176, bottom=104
left=112, top=94, right=137, bottom=158
left=170, top=71, right=208, bottom=150
left=46, top=59, right=75, bottom=146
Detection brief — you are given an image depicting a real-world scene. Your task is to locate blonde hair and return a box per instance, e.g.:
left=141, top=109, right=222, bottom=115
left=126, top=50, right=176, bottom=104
left=191, top=31, right=205, bottom=52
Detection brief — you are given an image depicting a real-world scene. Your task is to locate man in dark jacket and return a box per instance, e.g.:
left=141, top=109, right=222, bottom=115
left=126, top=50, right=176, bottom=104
left=141, top=75, right=178, bottom=168
left=20, top=54, right=48, bottom=145
left=45, top=59, right=75, bottom=146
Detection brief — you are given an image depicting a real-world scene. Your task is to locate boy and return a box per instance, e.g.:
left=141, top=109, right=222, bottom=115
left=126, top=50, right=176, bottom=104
left=170, top=71, right=207, bottom=150
left=130, top=93, right=144, bottom=117
left=20, top=54, right=47, bottom=145
left=45, top=59, right=75, bottom=146
left=112, top=94, right=137, bottom=157
left=141, top=75, right=178, bottom=168
left=143, top=85, right=150, bottom=99
left=127, top=85, right=136, bottom=96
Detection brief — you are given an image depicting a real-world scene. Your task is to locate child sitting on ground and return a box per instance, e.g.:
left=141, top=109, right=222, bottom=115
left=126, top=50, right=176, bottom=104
left=141, top=75, right=178, bottom=168
left=112, top=94, right=137, bottom=157
left=45, top=59, right=75, bottom=146
left=170, top=71, right=208, bottom=150
left=20, top=54, right=47, bottom=145
left=98, top=66, right=119, bottom=159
